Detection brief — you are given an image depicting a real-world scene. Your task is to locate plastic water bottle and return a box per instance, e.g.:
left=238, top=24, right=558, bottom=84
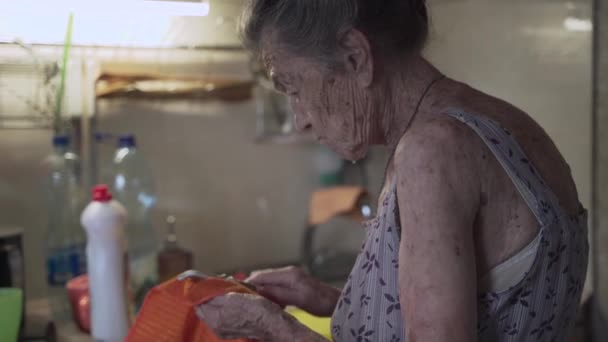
left=44, top=134, right=86, bottom=323
left=94, top=132, right=116, bottom=187
left=81, top=185, right=131, bottom=341
left=108, top=134, right=158, bottom=310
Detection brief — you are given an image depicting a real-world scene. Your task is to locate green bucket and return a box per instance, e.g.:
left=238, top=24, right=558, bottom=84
left=0, top=288, right=23, bottom=342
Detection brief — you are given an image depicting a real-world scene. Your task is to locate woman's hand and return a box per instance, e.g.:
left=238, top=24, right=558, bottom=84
left=196, top=293, right=327, bottom=341
left=196, top=293, right=280, bottom=340
left=246, top=266, right=341, bottom=317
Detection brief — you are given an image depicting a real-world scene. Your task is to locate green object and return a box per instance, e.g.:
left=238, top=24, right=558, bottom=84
left=319, top=172, right=344, bottom=187
left=0, top=288, right=23, bottom=342
left=286, top=307, right=332, bottom=340
left=55, top=12, right=74, bottom=132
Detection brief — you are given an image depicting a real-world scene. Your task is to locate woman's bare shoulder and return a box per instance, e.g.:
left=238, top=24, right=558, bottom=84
left=395, top=113, right=482, bottom=165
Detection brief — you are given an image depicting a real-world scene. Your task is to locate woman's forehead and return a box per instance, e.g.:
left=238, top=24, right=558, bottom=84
left=260, top=35, right=300, bottom=70
left=261, top=50, right=296, bottom=75
left=261, top=52, right=276, bottom=70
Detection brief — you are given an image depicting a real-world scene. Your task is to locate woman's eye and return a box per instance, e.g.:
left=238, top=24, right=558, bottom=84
left=270, top=71, right=299, bottom=97
left=275, top=81, right=298, bottom=98
left=271, top=75, right=287, bottom=93
left=285, top=86, right=298, bottom=97
left=274, top=81, right=287, bottom=93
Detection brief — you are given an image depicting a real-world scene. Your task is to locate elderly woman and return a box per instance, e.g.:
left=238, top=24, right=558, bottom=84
left=197, top=0, right=589, bottom=341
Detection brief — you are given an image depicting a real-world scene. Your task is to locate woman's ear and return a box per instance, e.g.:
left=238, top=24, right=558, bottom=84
left=340, top=28, right=374, bottom=87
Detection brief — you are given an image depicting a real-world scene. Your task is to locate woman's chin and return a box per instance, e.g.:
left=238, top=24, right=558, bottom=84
left=349, top=148, right=369, bottom=162
left=327, top=142, right=368, bottom=162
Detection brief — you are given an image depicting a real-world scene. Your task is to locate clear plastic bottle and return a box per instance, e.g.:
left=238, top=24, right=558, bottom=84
left=108, top=134, right=158, bottom=310
left=44, top=134, right=86, bottom=323
left=94, top=132, right=116, bottom=187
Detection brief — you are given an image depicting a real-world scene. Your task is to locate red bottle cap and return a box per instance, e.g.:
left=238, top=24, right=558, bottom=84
left=92, top=184, right=113, bottom=202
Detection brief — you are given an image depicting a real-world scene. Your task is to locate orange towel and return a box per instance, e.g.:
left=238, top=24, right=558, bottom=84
left=308, top=186, right=368, bottom=226
left=126, top=277, right=256, bottom=342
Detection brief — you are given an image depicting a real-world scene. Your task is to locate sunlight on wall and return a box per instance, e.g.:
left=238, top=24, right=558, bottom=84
left=0, top=0, right=210, bottom=46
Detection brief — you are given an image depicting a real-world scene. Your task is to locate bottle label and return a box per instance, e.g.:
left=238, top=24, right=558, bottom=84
left=67, top=244, right=87, bottom=277
left=46, top=251, right=70, bottom=286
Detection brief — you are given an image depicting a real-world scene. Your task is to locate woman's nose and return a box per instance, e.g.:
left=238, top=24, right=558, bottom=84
left=291, top=99, right=312, bottom=132
left=293, top=112, right=311, bottom=132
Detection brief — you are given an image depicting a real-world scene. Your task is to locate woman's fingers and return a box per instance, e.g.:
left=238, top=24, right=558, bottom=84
left=195, top=304, right=222, bottom=329
left=197, top=293, right=278, bottom=340
left=255, top=284, right=296, bottom=307
left=246, top=266, right=305, bottom=307
left=246, top=266, right=301, bottom=286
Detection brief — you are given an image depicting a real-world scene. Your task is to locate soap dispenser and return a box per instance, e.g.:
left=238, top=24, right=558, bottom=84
left=157, top=216, right=193, bottom=282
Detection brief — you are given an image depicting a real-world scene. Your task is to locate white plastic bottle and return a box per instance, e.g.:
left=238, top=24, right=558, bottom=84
left=81, top=184, right=131, bottom=341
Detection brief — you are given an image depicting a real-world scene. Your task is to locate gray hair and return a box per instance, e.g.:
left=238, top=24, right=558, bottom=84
left=239, top=0, right=429, bottom=65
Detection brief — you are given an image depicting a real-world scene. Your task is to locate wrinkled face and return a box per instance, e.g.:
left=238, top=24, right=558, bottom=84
left=262, top=40, right=374, bottom=161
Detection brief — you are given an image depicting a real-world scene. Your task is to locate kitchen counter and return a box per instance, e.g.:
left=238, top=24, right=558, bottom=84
left=25, top=299, right=91, bottom=342
left=22, top=263, right=347, bottom=342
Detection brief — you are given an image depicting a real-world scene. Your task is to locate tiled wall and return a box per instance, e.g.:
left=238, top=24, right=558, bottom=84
left=95, top=97, right=387, bottom=277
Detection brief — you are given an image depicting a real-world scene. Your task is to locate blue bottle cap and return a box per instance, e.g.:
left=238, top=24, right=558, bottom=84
left=52, top=135, right=70, bottom=147
left=118, top=134, right=137, bottom=148
left=94, top=132, right=113, bottom=143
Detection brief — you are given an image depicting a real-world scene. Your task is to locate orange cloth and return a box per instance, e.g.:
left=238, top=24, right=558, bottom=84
left=126, top=277, right=256, bottom=342
left=308, top=186, right=368, bottom=226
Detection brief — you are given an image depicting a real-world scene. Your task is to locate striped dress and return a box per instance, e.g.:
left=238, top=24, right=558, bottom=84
left=331, top=109, right=589, bottom=342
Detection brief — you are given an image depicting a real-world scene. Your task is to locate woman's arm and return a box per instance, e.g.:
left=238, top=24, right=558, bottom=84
left=394, top=121, right=480, bottom=342
left=198, top=293, right=329, bottom=341
left=247, top=266, right=342, bottom=317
